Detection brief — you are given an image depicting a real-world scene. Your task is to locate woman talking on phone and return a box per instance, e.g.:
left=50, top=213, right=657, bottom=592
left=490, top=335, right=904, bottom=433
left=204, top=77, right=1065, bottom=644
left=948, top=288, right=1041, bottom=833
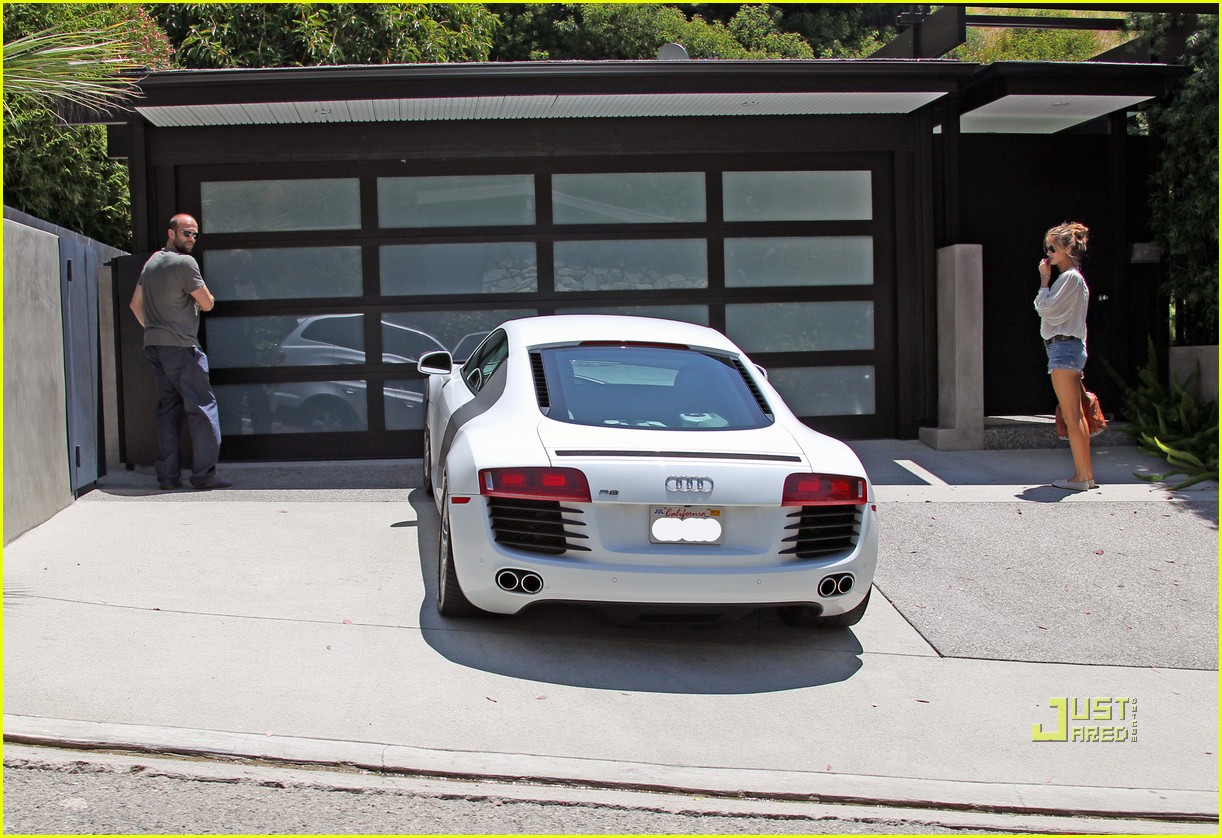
left=1035, top=221, right=1095, bottom=491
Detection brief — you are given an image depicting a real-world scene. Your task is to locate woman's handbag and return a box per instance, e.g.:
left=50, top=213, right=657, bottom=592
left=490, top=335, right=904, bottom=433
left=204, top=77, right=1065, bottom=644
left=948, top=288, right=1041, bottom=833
left=1055, top=381, right=1107, bottom=439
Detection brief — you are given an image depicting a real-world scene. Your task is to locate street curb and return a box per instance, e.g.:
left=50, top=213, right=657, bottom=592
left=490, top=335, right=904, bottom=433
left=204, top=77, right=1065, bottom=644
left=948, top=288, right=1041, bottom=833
left=5, top=715, right=1216, bottom=824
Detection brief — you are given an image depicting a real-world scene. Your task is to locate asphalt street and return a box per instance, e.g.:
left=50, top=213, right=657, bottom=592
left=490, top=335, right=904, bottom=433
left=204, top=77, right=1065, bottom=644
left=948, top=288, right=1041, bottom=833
left=2, top=745, right=1030, bottom=835
left=2, top=441, right=1217, bottom=830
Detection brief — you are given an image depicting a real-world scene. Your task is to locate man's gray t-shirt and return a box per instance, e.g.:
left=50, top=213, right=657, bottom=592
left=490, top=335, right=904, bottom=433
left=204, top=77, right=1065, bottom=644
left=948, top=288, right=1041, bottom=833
left=138, top=249, right=205, bottom=348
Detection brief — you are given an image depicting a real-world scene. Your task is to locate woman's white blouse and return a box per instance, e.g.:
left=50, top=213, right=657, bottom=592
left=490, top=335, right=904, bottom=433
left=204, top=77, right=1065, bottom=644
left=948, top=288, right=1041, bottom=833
left=1034, top=268, right=1089, bottom=343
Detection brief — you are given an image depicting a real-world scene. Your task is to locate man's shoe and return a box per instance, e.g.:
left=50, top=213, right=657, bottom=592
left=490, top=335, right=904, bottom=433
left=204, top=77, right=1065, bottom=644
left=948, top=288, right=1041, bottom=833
left=158, top=480, right=182, bottom=491
left=192, top=476, right=233, bottom=490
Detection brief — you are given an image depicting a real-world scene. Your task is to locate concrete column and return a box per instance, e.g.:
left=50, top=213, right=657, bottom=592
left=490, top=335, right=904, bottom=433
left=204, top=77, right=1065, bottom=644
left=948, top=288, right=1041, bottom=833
left=919, top=244, right=984, bottom=450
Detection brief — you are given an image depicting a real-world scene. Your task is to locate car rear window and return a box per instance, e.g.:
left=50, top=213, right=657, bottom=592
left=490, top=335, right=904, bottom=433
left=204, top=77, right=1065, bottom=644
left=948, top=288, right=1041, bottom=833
left=538, top=345, right=772, bottom=430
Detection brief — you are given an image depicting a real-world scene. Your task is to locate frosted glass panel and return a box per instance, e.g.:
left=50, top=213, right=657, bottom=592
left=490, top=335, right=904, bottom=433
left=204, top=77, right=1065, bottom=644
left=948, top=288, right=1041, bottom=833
left=207, top=314, right=364, bottom=368
left=768, top=366, right=876, bottom=416
left=555, top=240, right=707, bottom=291
left=384, top=380, right=427, bottom=430
left=379, top=175, right=535, bottom=228
left=726, top=302, right=873, bottom=353
left=553, top=172, right=705, bottom=224
left=202, top=179, right=360, bottom=232
left=381, top=243, right=536, bottom=296
left=205, top=247, right=362, bottom=300
left=216, top=381, right=370, bottom=434
left=725, top=237, right=873, bottom=287
left=723, top=171, right=872, bottom=221
left=384, top=309, right=536, bottom=359
left=555, top=305, right=709, bottom=326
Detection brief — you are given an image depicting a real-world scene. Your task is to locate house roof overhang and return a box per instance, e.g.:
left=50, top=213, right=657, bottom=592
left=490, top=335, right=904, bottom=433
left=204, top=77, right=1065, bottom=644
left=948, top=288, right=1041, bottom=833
left=954, top=60, right=1187, bottom=133
left=72, top=58, right=1186, bottom=136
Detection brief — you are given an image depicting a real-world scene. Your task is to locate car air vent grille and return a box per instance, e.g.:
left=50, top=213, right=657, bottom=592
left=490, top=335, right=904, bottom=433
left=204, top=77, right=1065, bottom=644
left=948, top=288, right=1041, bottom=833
left=488, top=498, right=589, bottom=556
left=530, top=351, right=550, bottom=413
left=732, top=359, right=772, bottom=417
left=780, top=505, right=861, bottom=559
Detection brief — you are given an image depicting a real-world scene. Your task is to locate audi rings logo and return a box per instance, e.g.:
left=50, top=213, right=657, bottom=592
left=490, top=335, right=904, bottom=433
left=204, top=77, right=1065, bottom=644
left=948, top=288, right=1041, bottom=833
left=666, top=476, right=714, bottom=493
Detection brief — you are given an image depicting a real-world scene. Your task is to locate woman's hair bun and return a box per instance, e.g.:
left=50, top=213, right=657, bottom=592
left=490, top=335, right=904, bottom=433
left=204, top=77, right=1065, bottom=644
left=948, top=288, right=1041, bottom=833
left=1046, top=221, right=1089, bottom=259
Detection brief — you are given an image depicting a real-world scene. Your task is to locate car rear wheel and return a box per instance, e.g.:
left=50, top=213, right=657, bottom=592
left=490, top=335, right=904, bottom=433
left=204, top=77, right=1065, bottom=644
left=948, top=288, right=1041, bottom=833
left=436, top=477, right=483, bottom=618
left=779, top=589, right=871, bottom=629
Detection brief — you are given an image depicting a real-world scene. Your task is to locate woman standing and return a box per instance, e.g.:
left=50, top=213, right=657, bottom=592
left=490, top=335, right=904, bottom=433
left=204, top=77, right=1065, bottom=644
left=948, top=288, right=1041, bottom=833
left=1036, top=221, right=1095, bottom=491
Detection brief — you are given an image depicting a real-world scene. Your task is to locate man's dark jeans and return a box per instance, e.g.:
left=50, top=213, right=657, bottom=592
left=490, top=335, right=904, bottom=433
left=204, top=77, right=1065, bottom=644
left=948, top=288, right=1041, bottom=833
left=144, top=345, right=221, bottom=486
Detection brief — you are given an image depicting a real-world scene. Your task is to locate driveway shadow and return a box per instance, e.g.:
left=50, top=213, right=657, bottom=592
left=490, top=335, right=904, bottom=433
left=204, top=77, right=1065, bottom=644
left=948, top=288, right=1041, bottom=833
left=407, top=490, right=863, bottom=695
left=1014, top=485, right=1084, bottom=503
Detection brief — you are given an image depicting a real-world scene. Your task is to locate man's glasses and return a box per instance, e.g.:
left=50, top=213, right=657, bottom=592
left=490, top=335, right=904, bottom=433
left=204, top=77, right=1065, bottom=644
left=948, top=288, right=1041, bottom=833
left=181, top=231, right=200, bottom=239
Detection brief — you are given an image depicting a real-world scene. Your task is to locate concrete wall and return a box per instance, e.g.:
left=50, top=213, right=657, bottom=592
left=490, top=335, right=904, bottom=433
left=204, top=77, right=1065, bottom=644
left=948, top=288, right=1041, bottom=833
left=3, top=219, right=73, bottom=543
left=1169, top=345, right=1219, bottom=404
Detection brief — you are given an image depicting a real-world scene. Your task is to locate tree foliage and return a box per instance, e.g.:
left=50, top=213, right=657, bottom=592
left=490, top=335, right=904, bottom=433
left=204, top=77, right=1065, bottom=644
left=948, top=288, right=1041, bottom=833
left=682, top=4, right=902, bottom=58
left=1134, top=13, right=1218, bottom=342
left=151, top=4, right=500, bottom=67
left=2, top=4, right=172, bottom=249
left=489, top=3, right=828, bottom=61
left=947, top=8, right=1128, bottom=62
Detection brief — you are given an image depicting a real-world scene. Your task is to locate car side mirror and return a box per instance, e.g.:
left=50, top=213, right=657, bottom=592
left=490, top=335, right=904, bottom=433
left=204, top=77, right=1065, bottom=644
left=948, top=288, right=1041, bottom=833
left=417, top=351, right=453, bottom=375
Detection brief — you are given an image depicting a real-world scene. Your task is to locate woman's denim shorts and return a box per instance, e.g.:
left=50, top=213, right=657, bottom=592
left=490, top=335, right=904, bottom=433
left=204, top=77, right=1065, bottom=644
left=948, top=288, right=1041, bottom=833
left=1045, top=337, right=1087, bottom=374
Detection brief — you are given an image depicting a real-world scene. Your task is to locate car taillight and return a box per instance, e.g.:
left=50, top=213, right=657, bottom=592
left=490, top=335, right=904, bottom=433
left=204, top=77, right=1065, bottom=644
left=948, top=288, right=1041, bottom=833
left=782, top=473, right=866, bottom=506
left=479, top=467, right=591, bottom=502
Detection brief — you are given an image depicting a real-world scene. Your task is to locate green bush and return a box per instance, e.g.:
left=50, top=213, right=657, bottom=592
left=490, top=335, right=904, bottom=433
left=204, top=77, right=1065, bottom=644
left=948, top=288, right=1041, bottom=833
left=1106, top=338, right=1218, bottom=488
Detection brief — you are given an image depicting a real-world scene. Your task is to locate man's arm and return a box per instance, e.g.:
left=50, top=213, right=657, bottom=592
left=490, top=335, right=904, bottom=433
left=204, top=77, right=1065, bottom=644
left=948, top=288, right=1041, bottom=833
left=190, top=283, right=216, bottom=312
left=129, top=284, right=146, bottom=327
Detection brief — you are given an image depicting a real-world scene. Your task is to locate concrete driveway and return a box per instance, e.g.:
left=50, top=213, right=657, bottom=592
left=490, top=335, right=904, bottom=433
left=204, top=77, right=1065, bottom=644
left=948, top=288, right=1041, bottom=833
left=3, top=443, right=1217, bottom=827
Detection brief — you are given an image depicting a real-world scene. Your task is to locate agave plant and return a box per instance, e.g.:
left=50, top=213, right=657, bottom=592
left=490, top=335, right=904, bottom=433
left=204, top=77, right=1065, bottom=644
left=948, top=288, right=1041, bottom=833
left=2, top=22, right=149, bottom=118
left=1105, top=338, right=1219, bottom=489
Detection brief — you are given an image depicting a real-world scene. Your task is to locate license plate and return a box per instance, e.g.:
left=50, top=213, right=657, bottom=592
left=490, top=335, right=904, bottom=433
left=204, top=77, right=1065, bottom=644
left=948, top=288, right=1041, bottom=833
left=649, top=506, right=723, bottom=544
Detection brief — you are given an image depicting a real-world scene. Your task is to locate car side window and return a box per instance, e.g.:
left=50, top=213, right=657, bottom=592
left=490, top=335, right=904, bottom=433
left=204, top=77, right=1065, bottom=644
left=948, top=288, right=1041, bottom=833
left=461, top=330, right=509, bottom=392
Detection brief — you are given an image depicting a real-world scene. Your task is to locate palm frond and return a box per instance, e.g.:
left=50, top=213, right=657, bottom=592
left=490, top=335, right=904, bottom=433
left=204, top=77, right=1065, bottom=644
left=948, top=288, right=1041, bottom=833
left=3, top=23, right=149, bottom=117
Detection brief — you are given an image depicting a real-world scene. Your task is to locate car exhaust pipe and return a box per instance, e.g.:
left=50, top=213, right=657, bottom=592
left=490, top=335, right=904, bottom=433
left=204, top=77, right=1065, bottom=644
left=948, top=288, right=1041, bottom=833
left=496, top=569, right=544, bottom=595
left=496, top=569, right=521, bottom=592
left=519, top=572, right=543, bottom=594
left=818, top=573, right=854, bottom=598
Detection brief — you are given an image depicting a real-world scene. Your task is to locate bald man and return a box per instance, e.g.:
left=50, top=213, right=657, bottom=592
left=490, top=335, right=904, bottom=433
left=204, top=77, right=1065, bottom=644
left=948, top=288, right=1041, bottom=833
left=130, top=213, right=231, bottom=490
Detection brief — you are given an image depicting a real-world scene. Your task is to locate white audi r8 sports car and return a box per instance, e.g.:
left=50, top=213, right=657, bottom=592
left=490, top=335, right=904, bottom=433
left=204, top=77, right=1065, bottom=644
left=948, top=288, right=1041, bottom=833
left=417, top=315, right=879, bottom=628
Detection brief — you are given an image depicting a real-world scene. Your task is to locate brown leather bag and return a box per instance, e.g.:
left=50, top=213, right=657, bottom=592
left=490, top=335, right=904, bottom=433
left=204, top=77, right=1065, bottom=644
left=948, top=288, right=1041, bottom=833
left=1055, top=381, right=1107, bottom=439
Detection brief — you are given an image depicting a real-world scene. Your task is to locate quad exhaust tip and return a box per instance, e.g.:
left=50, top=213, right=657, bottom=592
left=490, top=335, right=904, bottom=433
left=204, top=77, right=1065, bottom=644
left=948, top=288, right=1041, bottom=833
left=496, top=569, right=544, bottom=595
left=818, top=573, right=854, bottom=598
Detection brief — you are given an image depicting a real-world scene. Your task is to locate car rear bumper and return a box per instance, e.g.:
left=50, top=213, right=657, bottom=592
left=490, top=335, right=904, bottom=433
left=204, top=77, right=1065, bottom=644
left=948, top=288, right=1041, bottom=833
left=448, top=497, right=879, bottom=615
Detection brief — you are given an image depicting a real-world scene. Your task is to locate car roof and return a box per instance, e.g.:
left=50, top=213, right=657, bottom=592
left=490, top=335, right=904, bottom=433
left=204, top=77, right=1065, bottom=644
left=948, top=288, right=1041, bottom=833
left=498, top=315, right=741, bottom=353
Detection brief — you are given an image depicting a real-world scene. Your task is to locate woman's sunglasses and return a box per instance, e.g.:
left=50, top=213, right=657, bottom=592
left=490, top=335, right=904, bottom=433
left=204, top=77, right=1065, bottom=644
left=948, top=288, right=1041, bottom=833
left=1044, top=244, right=1056, bottom=254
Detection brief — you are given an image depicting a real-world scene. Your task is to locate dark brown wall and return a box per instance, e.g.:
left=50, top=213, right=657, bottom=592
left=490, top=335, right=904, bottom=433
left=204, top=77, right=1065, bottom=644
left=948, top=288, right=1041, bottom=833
left=958, top=131, right=1159, bottom=417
